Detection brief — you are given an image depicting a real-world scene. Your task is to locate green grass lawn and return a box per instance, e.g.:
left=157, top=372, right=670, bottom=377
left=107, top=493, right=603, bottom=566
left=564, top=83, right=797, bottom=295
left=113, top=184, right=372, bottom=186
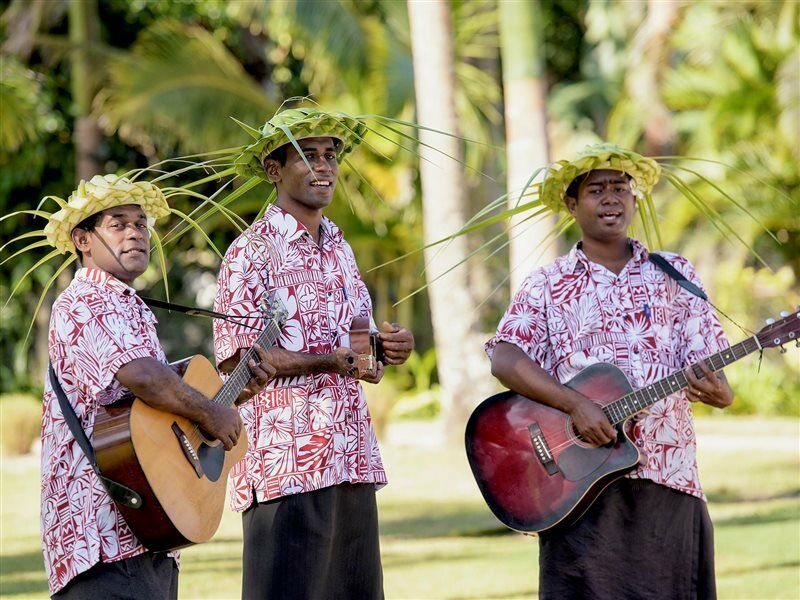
left=1, top=417, right=798, bottom=599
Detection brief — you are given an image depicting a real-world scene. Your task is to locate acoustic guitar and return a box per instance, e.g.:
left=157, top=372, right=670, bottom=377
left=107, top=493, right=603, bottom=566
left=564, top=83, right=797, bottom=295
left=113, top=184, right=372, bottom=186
left=466, top=308, right=799, bottom=535
left=93, top=297, right=287, bottom=551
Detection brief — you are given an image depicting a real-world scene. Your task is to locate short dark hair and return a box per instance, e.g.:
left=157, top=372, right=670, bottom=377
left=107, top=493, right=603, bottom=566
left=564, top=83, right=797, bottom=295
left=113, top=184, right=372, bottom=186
left=565, top=171, right=632, bottom=201
left=263, top=137, right=345, bottom=171
left=264, top=145, right=288, bottom=166
left=565, top=172, right=590, bottom=200
left=72, top=211, right=102, bottom=261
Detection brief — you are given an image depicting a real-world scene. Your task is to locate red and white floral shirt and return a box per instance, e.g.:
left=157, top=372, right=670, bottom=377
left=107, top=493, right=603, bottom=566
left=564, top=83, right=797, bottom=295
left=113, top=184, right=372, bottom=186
left=214, top=204, right=386, bottom=511
left=41, top=268, right=176, bottom=594
left=485, top=239, right=729, bottom=500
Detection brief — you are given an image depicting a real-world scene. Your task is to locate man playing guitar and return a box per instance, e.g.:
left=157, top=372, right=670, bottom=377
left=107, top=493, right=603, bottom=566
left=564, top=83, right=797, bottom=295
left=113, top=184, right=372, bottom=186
left=34, top=176, right=275, bottom=598
left=487, top=147, right=733, bottom=599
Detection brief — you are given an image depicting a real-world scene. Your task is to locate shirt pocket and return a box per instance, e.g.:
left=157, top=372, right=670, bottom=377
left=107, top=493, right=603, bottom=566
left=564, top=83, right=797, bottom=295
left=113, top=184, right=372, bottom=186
left=324, top=276, right=357, bottom=348
left=643, top=299, right=680, bottom=363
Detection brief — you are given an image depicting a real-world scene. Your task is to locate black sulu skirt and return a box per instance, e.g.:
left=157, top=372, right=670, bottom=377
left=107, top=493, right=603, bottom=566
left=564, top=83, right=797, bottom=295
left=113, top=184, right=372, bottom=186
left=538, top=478, right=716, bottom=600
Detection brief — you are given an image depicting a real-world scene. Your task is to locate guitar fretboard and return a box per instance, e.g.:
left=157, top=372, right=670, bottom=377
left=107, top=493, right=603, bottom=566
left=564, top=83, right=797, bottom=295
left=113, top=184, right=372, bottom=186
left=601, top=336, right=760, bottom=425
left=213, top=320, right=282, bottom=407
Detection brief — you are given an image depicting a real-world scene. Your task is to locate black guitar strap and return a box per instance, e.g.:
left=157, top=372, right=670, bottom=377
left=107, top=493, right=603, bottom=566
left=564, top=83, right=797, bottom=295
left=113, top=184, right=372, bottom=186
left=140, top=296, right=260, bottom=329
left=648, top=253, right=708, bottom=301
left=48, top=363, right=143, bottom=510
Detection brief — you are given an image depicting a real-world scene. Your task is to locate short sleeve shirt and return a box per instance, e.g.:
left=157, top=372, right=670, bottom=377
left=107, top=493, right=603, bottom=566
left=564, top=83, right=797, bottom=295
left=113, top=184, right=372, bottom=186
left=485, top=240, right=729, bottom=500
left=213, top=204, right=386, bottom=511
left=41, top=268, right=174, bottom=594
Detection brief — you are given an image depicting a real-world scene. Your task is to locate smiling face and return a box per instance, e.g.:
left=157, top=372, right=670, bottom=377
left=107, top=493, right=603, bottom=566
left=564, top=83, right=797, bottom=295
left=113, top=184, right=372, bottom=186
left=564, top=169, right=636, bottom=244
left=263, top=137, right=340, bottom=214
left=71, top=204, right=151, bottom=285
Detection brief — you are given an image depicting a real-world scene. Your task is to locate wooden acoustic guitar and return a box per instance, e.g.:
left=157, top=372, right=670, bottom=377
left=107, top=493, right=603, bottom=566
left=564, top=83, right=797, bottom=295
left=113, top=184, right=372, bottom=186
left=466, top=309, right=799, bottom=535
left=93, top=297, right=287, bottom=551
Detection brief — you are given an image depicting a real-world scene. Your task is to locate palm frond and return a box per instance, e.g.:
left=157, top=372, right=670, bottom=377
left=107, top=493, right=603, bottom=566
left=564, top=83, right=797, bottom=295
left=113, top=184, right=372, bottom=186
left=96, top=19, right=274, bottom=155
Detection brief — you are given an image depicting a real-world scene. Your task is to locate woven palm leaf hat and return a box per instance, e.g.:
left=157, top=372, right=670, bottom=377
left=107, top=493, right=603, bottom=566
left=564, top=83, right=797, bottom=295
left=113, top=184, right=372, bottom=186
left=144, top=101, right=470, bottom=248
left=453, top=141, right=773, bottom=260
left=1, top=173, right=224, bottom=341
left=232, top=107, right=369, bottom=181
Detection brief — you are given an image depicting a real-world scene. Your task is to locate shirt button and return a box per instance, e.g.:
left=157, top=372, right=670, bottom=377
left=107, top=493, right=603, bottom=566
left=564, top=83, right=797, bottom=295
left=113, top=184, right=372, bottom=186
left=632, top=347, right=640, bottom=354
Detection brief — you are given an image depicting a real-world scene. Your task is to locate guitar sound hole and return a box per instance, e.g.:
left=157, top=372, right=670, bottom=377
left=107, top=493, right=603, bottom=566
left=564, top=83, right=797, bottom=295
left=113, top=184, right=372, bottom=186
left=570, top=423, right=618, bottom=448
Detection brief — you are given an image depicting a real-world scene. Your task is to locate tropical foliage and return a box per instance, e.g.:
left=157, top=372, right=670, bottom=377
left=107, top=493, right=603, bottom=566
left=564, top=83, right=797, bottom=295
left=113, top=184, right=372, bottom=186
left=1, top=0, right=797, bottom=419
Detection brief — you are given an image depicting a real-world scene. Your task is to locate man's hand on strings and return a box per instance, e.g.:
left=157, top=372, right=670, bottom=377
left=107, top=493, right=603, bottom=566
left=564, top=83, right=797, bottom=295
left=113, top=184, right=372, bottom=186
left=568, top=394, right=617, bottom=446
left=685, top=359, right=734, bottom=409
left=235, top=345, right=277, bottom=405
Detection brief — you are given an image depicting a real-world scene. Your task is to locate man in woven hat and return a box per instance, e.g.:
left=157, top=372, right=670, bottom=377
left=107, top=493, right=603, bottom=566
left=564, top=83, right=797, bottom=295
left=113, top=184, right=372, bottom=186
left=486, top=146, right=733, bottom=599
left=213, top=108, right=415, bottom=599
left=34, top=175, right=275, bottom=598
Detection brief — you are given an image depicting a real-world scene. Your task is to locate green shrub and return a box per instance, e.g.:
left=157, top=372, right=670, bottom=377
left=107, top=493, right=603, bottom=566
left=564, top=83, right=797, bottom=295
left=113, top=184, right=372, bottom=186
left=692, top=354, right=800, bottom=417
left=1, top=393, right=42, bottom=455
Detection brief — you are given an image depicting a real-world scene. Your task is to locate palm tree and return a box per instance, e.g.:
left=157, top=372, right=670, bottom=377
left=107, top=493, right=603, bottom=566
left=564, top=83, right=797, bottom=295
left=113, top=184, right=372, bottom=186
left=498, top=0, right=556, bottom=292
left=69, top=0, right=102, bottom=180
left=407, top=0, right=495, bottom=443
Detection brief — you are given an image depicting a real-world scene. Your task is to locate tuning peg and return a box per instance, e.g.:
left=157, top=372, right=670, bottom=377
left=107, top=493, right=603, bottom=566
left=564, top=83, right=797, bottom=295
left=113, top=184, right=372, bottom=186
left=796, top=340, right=800, bottom=348
left=779, top=346, right=787, bottom=354
left=780, top=311, right=790, bottom=318
left=766, top=318, right=776, bottom=325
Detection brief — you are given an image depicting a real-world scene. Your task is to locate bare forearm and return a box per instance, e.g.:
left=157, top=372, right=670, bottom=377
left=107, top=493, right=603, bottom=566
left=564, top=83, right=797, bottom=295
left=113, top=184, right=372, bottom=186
left=490, top=342, right=616, bottom=445
left=220, top=347, right=339, bottom=378
left=490, top=342, right=580, bottom=413
left=115, top=357, right=214, bottom=423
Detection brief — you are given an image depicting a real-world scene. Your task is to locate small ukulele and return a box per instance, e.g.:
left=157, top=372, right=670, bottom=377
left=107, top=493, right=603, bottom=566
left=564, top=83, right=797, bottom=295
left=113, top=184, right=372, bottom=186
left=349, top=316, right=385, bottom=379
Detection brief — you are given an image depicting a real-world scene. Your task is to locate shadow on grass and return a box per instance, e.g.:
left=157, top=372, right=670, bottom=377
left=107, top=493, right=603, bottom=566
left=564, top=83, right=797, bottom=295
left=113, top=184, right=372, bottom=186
left=706, top=487, right=800, bottom=504
left=379, top=501, right=508, bottom=538
left=0, top=550, right=45, bottom=577
left=450, top=589, right=538, bottom=600
left=719, top=560, right=800, bottom=577
left=0, top=549, right=48, bottom=596
left=382, top=547, right=498, bottom=570
left=715, top=503, right=799, bottom=528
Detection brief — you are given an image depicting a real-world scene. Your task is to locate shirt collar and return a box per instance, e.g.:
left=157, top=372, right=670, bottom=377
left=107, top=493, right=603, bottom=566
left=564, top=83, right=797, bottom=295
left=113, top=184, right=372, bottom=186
left=562, top=238, right=649, bottom=274
left=261, top=203, right=344, bottom=246
left=75, top=267, right=137, bottom=296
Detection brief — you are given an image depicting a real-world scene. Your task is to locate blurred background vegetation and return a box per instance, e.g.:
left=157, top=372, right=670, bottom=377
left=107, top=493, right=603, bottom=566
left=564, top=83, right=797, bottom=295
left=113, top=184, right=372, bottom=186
left=1, top=0, right=798, bottom=457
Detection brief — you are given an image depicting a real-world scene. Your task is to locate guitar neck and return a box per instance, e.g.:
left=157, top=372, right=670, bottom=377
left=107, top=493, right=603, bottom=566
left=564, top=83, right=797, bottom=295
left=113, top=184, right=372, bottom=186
left=213, top=321, right=282, bottom=408
left=603, top=335, right=761, bottom=425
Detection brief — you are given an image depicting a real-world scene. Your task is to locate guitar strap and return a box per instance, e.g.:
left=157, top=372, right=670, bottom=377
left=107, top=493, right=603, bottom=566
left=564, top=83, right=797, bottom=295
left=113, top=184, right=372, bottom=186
left=48, top=363, right=144, bottom=510
left=140, top=296, right=260, bottom=329
left=648, top=253, right=708, bottom=301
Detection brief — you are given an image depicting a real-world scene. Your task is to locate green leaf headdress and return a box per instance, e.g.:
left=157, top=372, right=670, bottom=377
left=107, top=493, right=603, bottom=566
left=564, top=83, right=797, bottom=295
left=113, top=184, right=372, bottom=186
left=231, top=107, right=370, bottom=181
left=448, top=142, right=776, bottom=259
left=539, top=143, right=663, bottom=246
left=389, top=142, right=778, bottom=301
left=1, top=173, right=223, bottom=343
left=152, top=102, right=481, bottom=245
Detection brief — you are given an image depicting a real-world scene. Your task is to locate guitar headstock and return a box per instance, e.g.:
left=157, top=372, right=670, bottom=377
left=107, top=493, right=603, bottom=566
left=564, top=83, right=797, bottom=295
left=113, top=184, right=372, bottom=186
left=261, top=292, right=288, bottom=329
left=756, top=307, right=800, bottom=351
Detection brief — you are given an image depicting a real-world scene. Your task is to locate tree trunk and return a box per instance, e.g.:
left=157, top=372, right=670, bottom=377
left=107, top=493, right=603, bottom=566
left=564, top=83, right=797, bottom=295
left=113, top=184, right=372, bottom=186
left=407, top=0, right=494, bottom=445
left=626, top=0, right=681, bottom=156
left=499, top=0, right=556, bottom=293
left=70, top=0, right=102, bottom=181
left=33, top=0, right=104, bottom=380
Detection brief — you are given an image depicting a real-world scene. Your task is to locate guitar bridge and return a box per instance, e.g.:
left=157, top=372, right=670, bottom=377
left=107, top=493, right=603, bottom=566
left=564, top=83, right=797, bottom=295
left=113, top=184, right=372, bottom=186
left=528, top=423, right=559, bottom=476
left=172, top=422, right=204, bottom=479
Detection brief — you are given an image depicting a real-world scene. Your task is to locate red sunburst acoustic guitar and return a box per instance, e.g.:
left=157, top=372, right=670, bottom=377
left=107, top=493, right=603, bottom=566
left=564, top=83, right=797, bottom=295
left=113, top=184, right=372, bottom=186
left=465, top=309, right=799, bottom=535
left=93, top=297, right=287, bottom=551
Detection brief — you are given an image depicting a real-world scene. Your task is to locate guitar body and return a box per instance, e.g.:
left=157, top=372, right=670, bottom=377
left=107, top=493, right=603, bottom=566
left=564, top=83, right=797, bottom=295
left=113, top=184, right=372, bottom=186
left=94, top=355, right=247, bottom=551
left=465, top=363, right=641, bottom=534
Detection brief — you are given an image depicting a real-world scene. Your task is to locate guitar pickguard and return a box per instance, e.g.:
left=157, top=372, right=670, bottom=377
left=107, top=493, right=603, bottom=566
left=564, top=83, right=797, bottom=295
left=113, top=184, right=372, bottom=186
left=171, top=421, right=225, bottom=482
left=556, top=437, right=614, bottom=481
